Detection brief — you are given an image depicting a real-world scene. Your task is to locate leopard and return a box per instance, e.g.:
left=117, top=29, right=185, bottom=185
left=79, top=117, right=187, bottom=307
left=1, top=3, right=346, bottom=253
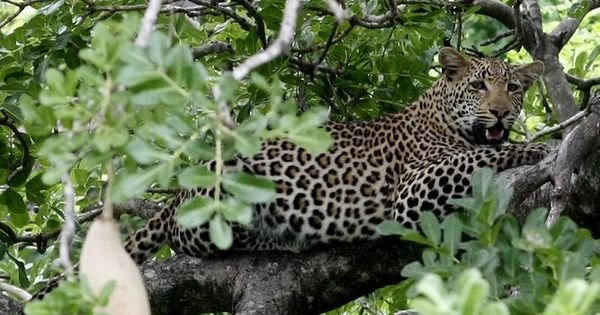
left=32, top=47, right=548, bottom=299
left=122, top=47, right=548, bottom=261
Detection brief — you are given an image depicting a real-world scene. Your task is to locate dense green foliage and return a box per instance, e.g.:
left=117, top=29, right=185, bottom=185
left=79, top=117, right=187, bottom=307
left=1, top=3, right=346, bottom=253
left=378, top=168, right=600, bottom=315
left=0, top=0, right=599, bottom=314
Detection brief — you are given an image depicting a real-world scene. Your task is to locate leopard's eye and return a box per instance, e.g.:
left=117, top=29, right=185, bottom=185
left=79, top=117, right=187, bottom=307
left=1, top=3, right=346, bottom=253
left=470, top=81, right=486, bottom=90
left=507, top=83, right=520, bottom=92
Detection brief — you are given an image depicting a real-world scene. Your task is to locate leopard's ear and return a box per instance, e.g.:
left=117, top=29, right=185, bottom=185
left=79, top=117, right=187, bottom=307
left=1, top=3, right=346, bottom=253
left=439, top=47, right=470, bottom=80
left=516, top=61, right=544, bottom=89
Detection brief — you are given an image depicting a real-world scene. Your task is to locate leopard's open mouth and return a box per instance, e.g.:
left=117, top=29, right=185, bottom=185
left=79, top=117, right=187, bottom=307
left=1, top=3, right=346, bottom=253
left=485, top=125, right=505, bottom=142
left=472, top=122, right=509, bottom=145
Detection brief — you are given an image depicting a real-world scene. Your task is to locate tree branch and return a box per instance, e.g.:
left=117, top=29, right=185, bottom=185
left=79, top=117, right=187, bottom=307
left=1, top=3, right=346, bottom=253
left=191, top=41, right=234, bottom=58
left=549, top=0, right=600, bottom=48
left=135, top=0, right=164, bottom=47
left=506, top=92, right=600, bottom=223
left=232, top=0, right=303, bottom=80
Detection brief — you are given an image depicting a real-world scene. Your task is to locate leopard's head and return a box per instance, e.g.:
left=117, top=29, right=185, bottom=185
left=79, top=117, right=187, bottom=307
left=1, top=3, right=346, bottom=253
left=438, top=47, right=544, bottom=145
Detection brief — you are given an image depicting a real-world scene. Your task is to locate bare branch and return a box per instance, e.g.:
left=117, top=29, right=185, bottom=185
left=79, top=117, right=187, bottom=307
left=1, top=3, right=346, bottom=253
left=528, top=106, right=590, bottom=142
left=59, top=174, right=76, bottom=277
left=0, top=281, right=31, bottom=301
left=192, top=41, right=234, bottom=58
left=549, top=0, right=600, bottom=48
left=135, top=0, right=164, bottom=47
left=468, top=0, right=515, bottom=29
left=232, top=0, right=303, bottom=80
left=326, top=0, right=349, bottom=22
left=234, top=0, right=268, bottom=48
left=0, top=109, right=31, bottom=185
left=565, top=73, right=600, bottom=90
left=189, top=0, right=254, bottom=31
left=0, top=0, right=46, bottom=29
left=522, top=0, right=542, bottom=30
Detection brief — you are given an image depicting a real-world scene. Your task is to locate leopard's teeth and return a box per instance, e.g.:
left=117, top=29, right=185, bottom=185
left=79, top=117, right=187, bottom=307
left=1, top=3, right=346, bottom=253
left=485, top=128, right=504, bottom=140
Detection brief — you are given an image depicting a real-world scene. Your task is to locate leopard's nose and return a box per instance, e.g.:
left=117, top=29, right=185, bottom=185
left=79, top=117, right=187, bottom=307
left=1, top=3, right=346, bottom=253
left=489, top=108, right=509, bottom=119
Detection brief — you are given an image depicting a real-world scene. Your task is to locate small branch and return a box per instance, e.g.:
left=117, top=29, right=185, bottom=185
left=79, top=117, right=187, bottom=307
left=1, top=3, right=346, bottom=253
left=0, top=109, right=31, bottom=184
left=528, top=106, right=590, bottom=142
left=188, top=0, right=254, bottom=31
left=492, top=0, right=523, bottom=56
left=135, top=0, right=164, bottom=47
left=468, top=0, right=515, bottom=29
left=0, top=281, right=31, bottom=301
left=59, top=174, right=76, bottom=277
left=480, top=30, right=514, bottom=47
left=565, top=73, right=600, bottom=90
left=192, top=41, right=234, bottom=58
left=292, top=24, right=354, bottom=53
left=0, top=0, right=47, bottom=29
left=234, top=0, right=268, bottom=49
left=315, top=23, right=338, bottom=66
left=549, top=0, right=600, bottom=48
left=232, top=0, right=303, bottom=80
left=325, top=0, right=348, bottom=22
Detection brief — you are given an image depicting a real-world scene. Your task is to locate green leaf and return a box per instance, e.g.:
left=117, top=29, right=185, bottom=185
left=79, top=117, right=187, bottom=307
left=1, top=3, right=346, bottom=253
left=177, top=165, right=216, bottom=189
left=233, top=132, right=262, bottom=157
left=378, top=220, right=412, bottom=236
left=209, top=214, right=233, bottom=250
left=177, top=197, right=217, bottom=228
left=456, top=269, right=489, bottom=315
left=402, top=231, right=436, bottom=247
left=420, top=212, right=441, bottom=246
left=4, top=189, right=26, bottom=214
left=165, top=44, right=194, bottom=85
left=126, top=138, right=170, bottom=164
left=441, top=214, right=462, bottom=257
left=447, top=197, right=479, bottom=212
left=220, top=198, right=254, bottom=226
left=111, top=166, right=162, bottom=203
left=222, top=172, right=276, bottom=203
left=471, top=167, right=493, bottom=200
left=7, top=253, right=30, bottom=288
left=287, top=128, right=333, bottom=154
left=115, top=66, right=163, bottom=87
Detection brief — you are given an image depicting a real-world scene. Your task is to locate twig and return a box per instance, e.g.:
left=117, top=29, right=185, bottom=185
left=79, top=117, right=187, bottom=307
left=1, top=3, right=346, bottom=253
left=481, top=31, right=514, bottom=47
left=189, top=0, right=254, bottom=31
left=59, top=174, right=76, bottom=277
left=528, top=107, right=590, bottom=142
left=135, top=0, right=164, bottom=47
left=325, top=0, right=348, bottom=22
left=493, top=0, right=523, bottom=56
left=565, top=73, right=600, bottom=90
left=315, top=22, right=338, bottom=65
left=0, top=109, right=31, bottom=184
left=0, top=281, right=31, bottom=301
left=232, top=0, right=303, bottom=80
left=234, top=0, right=268, bottom=48
left=192, top=41, right=234, bottom=58
left=0, top=0, right=47, bottom=29
left=292, top=24, right=354, bottom=53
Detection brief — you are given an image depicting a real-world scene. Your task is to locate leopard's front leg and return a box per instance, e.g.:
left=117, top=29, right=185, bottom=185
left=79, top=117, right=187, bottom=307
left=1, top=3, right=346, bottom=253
left=393, top=143, right=549, bottom=228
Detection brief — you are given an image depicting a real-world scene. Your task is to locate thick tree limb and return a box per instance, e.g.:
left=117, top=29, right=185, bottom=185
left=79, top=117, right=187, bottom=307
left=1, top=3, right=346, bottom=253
left=506, top=93, right=600, bottom=223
